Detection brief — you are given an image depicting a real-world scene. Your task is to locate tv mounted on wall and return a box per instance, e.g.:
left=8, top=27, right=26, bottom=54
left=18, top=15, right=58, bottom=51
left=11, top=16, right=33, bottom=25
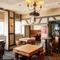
left=55, top=24, right=59, bottom=30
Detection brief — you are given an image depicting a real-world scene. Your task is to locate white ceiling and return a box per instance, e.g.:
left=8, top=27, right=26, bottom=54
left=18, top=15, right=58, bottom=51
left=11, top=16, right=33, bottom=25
left=0, top=0, right=60, bottom=14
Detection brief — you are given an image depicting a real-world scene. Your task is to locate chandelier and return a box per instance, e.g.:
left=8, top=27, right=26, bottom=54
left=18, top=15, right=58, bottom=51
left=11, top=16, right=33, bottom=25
left=26, top=0, right=44, bottom=16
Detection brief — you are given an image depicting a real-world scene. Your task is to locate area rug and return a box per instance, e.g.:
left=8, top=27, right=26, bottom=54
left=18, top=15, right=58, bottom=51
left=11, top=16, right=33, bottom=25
left=3, top=55, right=14, bottom=60
left=0, top=58, right=13, bottom=60
left=4, top=50, right=50, bottom=60
left=50, top=53, right=60, bottom=60
left=3, top=59, right=14, bottom=60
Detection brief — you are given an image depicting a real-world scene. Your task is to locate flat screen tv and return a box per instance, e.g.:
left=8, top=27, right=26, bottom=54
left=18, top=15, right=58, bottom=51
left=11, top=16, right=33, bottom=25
left=55, top=24, right=59, bottom=30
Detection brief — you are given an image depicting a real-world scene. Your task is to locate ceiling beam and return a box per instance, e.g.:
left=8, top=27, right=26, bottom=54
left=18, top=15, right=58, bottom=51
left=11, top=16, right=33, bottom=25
left=52, top=17, right=57, bottom=20
left=38, top=18, right=42, bottom=23
left=22, top=14, right=60, bottom=21
left=26, top=20, right=29, bottom=24
left=47, top=17, right=49, bottom=23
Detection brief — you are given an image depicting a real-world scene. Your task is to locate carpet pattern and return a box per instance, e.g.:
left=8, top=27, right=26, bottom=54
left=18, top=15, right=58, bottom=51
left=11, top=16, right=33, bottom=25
left=2, top=50, right=50, bottom=60
left=3, top=50, right=14, bottom=60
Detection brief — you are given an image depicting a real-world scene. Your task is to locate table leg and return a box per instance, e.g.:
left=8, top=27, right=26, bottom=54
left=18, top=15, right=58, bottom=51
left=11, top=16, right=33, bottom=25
left=45, top=40, right=49, bottom=55
left=14, top=53, right=18, bottom=60
left=27, top=57, right=31, bottom=60
left=45, top=40, right=47, bottom=53
left=0, top=55, right=3, bottom=60
left=37, top=51, right=40, bottom=60
left=34, top=51, right=40, bottom=60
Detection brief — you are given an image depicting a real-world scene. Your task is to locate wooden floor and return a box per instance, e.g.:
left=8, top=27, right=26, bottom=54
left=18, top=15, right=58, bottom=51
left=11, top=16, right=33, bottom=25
left=50, top=53, right=60, bottom=60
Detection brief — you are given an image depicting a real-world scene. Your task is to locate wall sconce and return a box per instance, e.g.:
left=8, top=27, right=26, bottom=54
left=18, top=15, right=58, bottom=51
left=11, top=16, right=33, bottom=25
left=11, top=23, right=13, bottom=27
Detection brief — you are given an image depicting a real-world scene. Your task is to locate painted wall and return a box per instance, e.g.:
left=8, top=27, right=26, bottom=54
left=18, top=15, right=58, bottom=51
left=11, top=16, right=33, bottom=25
left=15, top=35, right=23, bottom=41
left=0, top=36, right=6, bottom=41
left=4, top=12, right=8, bottom=50
left=0, top=12, right=8, bottom=50
left=0, top=12, right=4, bottom=19
left=25, top=26, right=30, bottom=37
left=22, top=8, right=60, bottom=19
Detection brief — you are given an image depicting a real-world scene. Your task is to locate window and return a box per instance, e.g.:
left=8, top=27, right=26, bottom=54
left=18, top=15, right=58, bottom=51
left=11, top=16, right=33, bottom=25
left=21, top=25, right=25, bottom=35
left=15, top=21, right=21, bottom=34
left=15, top=21, right=25, bottom=35
left=34, top=25, right=41, bottom=30
left=0, top=22, right=4, bottom=35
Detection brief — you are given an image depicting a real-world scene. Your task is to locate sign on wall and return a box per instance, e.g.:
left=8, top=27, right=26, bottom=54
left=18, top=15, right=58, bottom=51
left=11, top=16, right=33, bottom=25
left=41, top=25, right=47, bottom=34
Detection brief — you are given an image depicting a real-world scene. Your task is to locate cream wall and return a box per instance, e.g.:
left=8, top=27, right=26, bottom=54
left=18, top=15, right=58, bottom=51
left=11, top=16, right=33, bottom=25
left=0, top=36, right=6, bottom=41
left=22, top=8, right=60, bottom=19
left=15, top=35, right=23, bottom=41
left=40, top=8, right=60, bottom=16
left=0, top=12, right=8, bottom=50
left=4, top=12, right=8, bottom=50
left=25, top=26, right=30, bottom=37
left=0, top=12, right=4, bottom=19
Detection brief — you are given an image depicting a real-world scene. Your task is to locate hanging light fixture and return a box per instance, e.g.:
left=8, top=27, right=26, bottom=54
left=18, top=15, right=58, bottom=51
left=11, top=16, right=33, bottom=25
left=26, top=0, right=44, bottom=16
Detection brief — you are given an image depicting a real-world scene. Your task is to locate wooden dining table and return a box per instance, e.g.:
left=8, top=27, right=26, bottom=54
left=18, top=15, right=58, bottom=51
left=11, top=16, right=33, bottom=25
left=13, top=44, right=42, bottom=60
left=19, top=37, right=35, bottom=44
left=19, top=37, right=35, bottom=42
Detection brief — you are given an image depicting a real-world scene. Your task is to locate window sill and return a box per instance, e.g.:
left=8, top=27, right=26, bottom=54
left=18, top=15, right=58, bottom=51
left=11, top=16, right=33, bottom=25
left=0, top=35, right=5, bottom=36
left=15, top=34, right=23, bottom=36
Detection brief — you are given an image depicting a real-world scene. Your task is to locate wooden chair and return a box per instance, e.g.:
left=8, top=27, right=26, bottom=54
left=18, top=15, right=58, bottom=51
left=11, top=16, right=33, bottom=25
left=15, top=40, right=21, bottom=46
left=39, top=49, right=46, bottom=60
left=0, top=42, right=5, bottom=59
left=52, top=42, right=59, bottom=53
left=27, top=40, right=35, bottom=45
left=0, top=42, right=5, bottom=55
left=31, top=49, right=46, bottom=60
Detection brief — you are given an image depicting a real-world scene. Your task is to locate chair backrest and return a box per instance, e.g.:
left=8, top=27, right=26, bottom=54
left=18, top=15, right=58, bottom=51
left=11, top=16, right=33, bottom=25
left=27, top=40, right=35, bottom=45
left=15, top=40, right=21, bottom=46
left=0, top=42, right=5, bottom=55
left=39, top=49, right=46, bottom=60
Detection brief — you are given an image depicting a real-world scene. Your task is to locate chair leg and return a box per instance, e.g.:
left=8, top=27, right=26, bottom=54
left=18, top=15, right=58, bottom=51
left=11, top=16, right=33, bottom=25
left=0, top=55, right=3, bottom=60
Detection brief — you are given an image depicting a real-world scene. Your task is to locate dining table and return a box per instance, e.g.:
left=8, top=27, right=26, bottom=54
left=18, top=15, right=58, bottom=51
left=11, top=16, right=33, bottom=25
left=19, top=37, right=35, bottom=44
left=13, top=44, right=42, bottom=60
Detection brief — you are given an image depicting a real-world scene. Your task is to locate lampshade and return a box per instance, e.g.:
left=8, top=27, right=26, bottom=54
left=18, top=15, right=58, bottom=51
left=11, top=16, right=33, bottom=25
left=26, top=0, right=30, bottom=6
left=39, top=0, right=44, bottom=8
left=26, top=0, right=44, bottom=16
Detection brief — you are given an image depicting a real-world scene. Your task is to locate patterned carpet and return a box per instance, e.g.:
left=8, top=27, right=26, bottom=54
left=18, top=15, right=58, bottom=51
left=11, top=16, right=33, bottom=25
left=3, top=51, right=60, bottom=60
left=1, top=41, right=60, bottom=60
left=2, top=50, right=60, bottom=60
left=2, top=50, right=50, bottom=60
left=3, top=50, right=14, bottom=60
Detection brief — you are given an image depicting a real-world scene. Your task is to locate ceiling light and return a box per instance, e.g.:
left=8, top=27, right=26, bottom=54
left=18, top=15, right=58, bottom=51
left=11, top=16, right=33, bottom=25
left=26, top=0, right=44, bottom=16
